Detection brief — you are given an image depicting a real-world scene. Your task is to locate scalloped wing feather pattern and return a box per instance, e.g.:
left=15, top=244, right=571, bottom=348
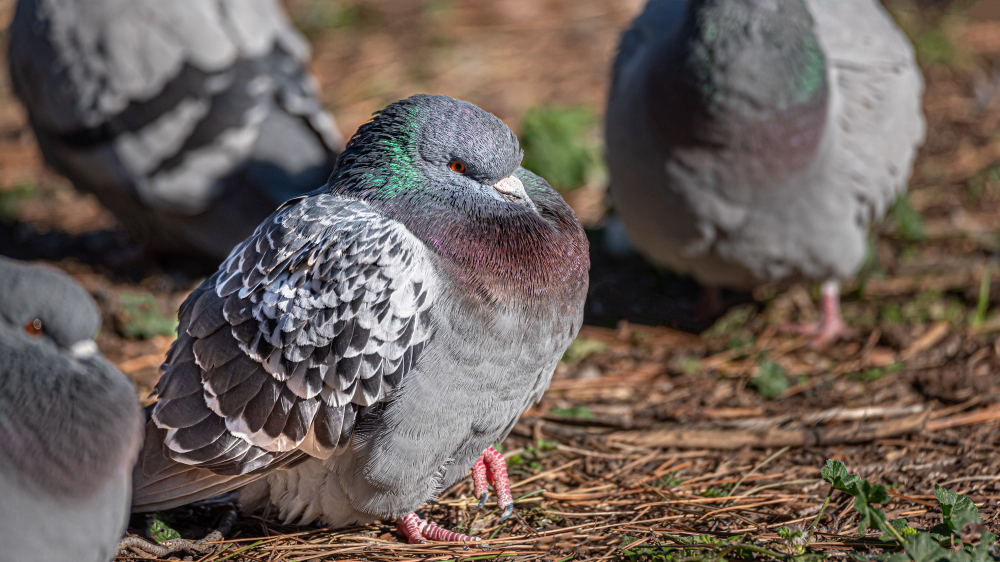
left=151, top=195, right=436, bottom=475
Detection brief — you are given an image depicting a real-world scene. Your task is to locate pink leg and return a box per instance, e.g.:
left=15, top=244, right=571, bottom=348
left=472, top=456, right=490, bottom=507
left=397, top=512, right=480, bottom=544
left=472, top=446, right=514, bottom=520
left=779, top=281, right=853, bottom=347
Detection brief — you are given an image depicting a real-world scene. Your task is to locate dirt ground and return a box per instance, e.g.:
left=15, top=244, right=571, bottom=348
left=2, top=1, right=1000, bottom=561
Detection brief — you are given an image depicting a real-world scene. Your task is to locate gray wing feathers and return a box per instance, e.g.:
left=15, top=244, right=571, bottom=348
left=138, top=196, right=435, bottom=502
left=809, top=0, right=926, bottom=227
left=610, top=0, right=687, bottom=99
left=9, top=0, right=341, bottom=218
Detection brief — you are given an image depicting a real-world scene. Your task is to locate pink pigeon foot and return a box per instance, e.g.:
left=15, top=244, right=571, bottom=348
left=779, top=281, right=854, bottom=348
left=472, top=446, right=514, bottom=520
left=779, top=281, right=855, bottom=347
left=397, top=512, right=481, bottom=544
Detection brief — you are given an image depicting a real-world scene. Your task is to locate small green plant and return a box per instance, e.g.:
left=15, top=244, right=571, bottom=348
left=115, top=292, right=178, bottom=340
left=561, top=337, right=607, bottom=364
left=912, top=26, right=957, bottom=67
left=702, top=304, right=756, bottom=339
left=821, top=460, right=893, bottom=537
left=820, top=460, right=999, bottom=562
left=149, top=514, right=181, bottom=543
left=750, top=360, right=789, bottom=399
left=889, top=195, right=926, bottom=243
left=506, top=439, right=558, bottom=473
left=519, top=106, right=603, bottom=193
left=549, top=405, right=594, bottom=420
left=778, top=525, right=805, bottom=545
left=677, top=356, right=703, bottom=376
left=655, top=472, right=684, bottom=488
left=881, top=291, right=967, bottom=328
left=0, top=182, right=38, bottom=223
left=700, top=485, right=732, bottom=498
left=972, top=267, right=993, bottom=329
left=852, top=363, right=903, bottom=383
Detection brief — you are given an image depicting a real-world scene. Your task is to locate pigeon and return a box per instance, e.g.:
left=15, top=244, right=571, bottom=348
left=605, top=0, right=926, bottom=345
left=7, top=0, right=344, bottom=262
left=0, top=257, right=144, bottom=562
left=130, top=94, right=590, bottom=543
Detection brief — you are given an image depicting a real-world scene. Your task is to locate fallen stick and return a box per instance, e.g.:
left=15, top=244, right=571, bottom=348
left=926, top=404, right=1000, bottom=431
left=608, top=411, right=929, bottom=449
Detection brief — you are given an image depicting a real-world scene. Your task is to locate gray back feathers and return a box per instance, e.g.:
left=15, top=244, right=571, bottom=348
left=8, top=0, right=344, bottom=260
left=606, top=0, right=925, bottom=288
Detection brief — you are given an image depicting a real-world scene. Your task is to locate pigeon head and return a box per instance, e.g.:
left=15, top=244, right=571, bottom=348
left=331, top=94, right=536, bottom=216
left=639, top=0, right=830, bottom=181
left=681, top=0, right=827, bottom=114
left=329, top=94, right=589, bottom=305
left=0, top=257, right=101, bottom=357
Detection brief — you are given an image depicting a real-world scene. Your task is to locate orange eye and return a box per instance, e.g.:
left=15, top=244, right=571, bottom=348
left=25, top=318, right=43, bottom=336
left=449, top=160, right=466, bottom=174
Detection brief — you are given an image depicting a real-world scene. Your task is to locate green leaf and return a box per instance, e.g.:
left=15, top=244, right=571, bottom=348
left=903, top=532, right=953, bottom=562
left=821, top=460, right=849, bottom=483
left=149, top=515, right=181, bottom=543
left=750, top=360, right=789, bottom=399
left=519, top=106, right=603, bottom=193
left=881, top=519, right=919, bottom=542
left=890, top=195, right=926, bottom=243
left=778, top=526, right=803, bottom=541
left=820, top=460, right=890, bottom=536
left=966, top=531, right=999, bottom=562
left=935, top=484, right=983, bottom=535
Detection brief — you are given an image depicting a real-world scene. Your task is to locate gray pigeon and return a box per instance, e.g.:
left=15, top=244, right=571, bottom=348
left=0, top=257, right=144, bottom=562
left=130, top=94, right=590, bottom=543
left=605, top=0, right=926, bottom=345
left=8, top=0, right=344, bottom=262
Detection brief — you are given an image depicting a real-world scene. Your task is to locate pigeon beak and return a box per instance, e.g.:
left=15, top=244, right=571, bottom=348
left=70, top=339, right=99, bottom=359
left=491, top=175, right=528, bottom=201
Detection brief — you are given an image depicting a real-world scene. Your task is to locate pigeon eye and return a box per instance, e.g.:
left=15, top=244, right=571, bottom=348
left=25, top=318, right=43, bottom=336
left=448, top=160, right=467, bottom=174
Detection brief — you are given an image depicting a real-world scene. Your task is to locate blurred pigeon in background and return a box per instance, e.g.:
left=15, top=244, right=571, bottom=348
left=8, top=0, right=344, bottom=263
left=129, top=94, right=590, bottom=543
left=0, top=257, right=143, bottom=562
left=605, top=0, right=926, bottom=345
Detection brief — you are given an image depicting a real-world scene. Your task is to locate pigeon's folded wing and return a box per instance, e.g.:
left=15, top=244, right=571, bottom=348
left=8, top=0, right=338, bottom=215
left=609, top=0, right=688, bottom=100
left=808, top=0, right=926, bottom=227
left=132, top=195, right=437, bottom=510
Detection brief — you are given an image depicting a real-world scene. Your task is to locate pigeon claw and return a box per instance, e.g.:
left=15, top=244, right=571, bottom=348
left=397, top=512, right=481, bottom=544
left=778, top=282, right=853, bottom=348
left=500, top=502, right=514, bottom=522
left=472, top=446, right=515, bottom=519
left=476, top=492, right=489, bottom=510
